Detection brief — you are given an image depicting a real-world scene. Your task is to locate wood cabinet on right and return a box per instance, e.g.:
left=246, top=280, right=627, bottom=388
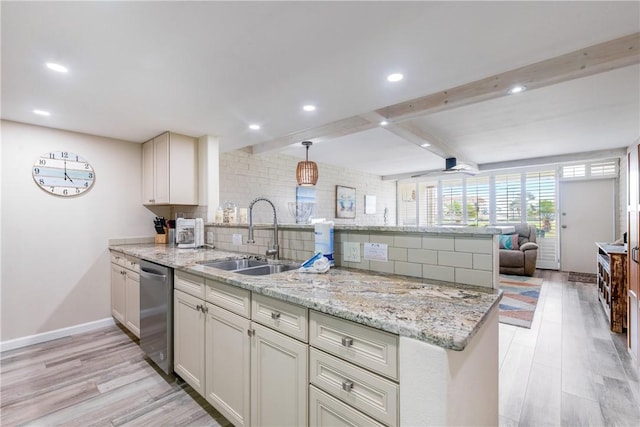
left=627, top=142, right=640, bottom=367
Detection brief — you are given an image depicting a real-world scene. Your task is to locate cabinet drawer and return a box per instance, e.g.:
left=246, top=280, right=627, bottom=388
left=206, top=279, right=251, bottom=318
left=251, top=293, right=307, bottom=342
left=310, top=349, right=398, bottom=426
left=125, top=256, right=140, bottom=273
left=110, top=251, right=126, bottom=267
left=310, top=385, right=385, bottom=427
left=175, top=270, right=205, bottom=299
left=310, top=311, right=398, bottom=380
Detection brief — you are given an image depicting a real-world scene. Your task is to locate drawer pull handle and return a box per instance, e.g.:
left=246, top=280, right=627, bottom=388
left=341, top=336, right=354, bottom=347
left=342, top=380, right=354, bottom=392
left=271, top=312, right=281, bottom=320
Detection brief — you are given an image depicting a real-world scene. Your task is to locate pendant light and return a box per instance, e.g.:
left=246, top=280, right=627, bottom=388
left=296, top=141, right=318, bottom=186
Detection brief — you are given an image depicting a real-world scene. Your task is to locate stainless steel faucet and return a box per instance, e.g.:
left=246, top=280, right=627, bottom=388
left=247, top=197, right=279, bottom=259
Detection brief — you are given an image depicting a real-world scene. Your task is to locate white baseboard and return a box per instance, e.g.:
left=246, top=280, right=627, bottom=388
left=0, top=317, right=116, bottom=353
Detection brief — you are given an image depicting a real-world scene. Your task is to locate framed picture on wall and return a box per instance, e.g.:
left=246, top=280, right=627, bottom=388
left=336, top=185, right=356, bottom=219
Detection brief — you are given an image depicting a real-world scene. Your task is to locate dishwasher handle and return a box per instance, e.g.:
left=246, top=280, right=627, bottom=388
left=140, top=268, right=168, bottom=281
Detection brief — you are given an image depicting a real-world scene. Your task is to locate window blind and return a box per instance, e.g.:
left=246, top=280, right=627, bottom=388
left=441, top=178, right=464, bottom=224
left=494, top=174, right=522, bottom=223
left=465, top=176, right=490, bottom=227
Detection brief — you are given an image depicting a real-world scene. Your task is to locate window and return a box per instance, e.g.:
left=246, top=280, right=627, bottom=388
left=441, top=178, right=464, bottom=224
left=562, top=164, right=586, bottom=178
left=526, top=171, right=556, bottom=237
left=494, top=173, right=523, bottom=223
left=418, top=181, right=438, bottom=226
left=466, top=176, right=490, bottom=227
left=590, top=161, right=616, bottom=177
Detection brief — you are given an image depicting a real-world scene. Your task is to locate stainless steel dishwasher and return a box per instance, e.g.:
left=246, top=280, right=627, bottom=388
left=140, top=259, right=173, bottom=375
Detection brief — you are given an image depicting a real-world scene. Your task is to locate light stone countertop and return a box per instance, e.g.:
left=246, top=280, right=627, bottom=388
left=110, top=243, right=502, bottom=351
left=210, top=223, right=515, bottom=235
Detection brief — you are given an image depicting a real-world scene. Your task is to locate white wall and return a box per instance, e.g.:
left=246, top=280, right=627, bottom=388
left=1, top=120, right=153, bottom=342
left=219, top=149, right=396, bottom=225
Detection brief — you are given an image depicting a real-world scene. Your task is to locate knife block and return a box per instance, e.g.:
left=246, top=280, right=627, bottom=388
left=155, top=228, right=168, bottom=244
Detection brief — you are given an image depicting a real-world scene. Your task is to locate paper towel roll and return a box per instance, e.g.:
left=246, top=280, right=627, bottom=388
left=314, top=221, right=334, bottom=266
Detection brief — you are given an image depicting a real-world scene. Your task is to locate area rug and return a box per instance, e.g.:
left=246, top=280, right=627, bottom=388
left=499, top=275, right=544, bottom=328
left=567, top=271, right=597, bottom=284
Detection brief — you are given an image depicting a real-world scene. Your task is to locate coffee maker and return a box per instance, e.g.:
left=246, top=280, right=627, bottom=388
left=176, top=218, right=203, bottom=248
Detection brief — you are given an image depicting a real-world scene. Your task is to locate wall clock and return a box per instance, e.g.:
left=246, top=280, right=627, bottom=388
left=32, top=151, right=95, bottom=197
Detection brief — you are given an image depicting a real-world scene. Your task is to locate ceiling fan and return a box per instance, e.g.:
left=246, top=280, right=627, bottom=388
left=411, top=157, right=477, bottom=178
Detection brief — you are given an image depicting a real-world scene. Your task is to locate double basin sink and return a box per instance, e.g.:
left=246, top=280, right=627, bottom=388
left=198, top=258, right=299, bottom=276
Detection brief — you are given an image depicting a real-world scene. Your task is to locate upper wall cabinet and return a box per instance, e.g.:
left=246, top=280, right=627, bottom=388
left=142, top=132, right=198, bottom=205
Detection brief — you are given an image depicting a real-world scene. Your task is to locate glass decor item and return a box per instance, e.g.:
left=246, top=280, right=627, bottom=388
left=288, top=202, right=315, bottom=224
left=222, top=201, right=237, bottom=223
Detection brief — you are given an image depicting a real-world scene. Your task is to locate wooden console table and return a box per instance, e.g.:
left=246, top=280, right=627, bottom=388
left=596, top=242, right=627, bottom=332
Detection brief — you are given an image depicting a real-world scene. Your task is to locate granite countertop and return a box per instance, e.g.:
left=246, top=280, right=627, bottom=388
left=210, top=223, right=515, bottom=235
left=110, top=243, right=502, bottom=351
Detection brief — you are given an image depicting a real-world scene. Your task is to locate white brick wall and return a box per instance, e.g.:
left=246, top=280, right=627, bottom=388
left=202, top=148, right=497, bottom=288
left=218, top=149, right=396, bottom=226
left=207, top=225, right=499, bottom=288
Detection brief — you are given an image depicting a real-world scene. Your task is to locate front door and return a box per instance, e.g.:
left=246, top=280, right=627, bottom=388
left=560, top=179, right=615, bottom=273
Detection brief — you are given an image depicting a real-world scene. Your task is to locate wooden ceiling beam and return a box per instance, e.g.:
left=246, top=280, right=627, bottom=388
left=376, top=32, right=640, bottom=122
left=249, top=32, right=638, bottom=156
left=250, top=116, right=375, bottom=154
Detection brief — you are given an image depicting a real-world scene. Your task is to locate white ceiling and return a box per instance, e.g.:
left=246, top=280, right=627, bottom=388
left=2, top=1, right=639, bottom=178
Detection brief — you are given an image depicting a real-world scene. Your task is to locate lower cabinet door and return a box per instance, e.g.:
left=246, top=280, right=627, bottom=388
left=206, top=304, right=251, bottom=427
left=309, top=386, right=384, bottom=427
left=111, top=264, right=125, bottom=324
left=251, top=322, right=308, bottom=427
left=125, top=271, right=140, bottom=337
left=174, top=290, right=205, bottom=395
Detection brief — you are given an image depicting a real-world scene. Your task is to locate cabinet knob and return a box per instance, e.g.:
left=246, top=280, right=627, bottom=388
left=341, top=336, right=354, bottom=347
left=342, top=380, right=354, bottom=392
left=271, top=312, right=281, bottom=320
left=247, top=329, right=255, bottom=337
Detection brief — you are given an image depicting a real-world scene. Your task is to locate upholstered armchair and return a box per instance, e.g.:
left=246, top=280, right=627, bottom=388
left=499, top=224, right=539, bottom=276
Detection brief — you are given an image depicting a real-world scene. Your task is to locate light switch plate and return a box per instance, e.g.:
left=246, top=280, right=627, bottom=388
left=343, top=242, right=361, bottom=262
left=232, top=233, right=243, bottom=246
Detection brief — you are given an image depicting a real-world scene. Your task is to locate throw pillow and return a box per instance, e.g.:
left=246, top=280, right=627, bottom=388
left=499, top=234, right=519, bottom=250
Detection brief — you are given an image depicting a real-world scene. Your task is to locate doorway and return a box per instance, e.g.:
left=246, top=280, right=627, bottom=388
left=560, top=179, right=615, bottom=273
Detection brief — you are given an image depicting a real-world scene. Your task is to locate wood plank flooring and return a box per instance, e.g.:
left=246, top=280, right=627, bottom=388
left=499, top=270, right=640, bottom=426
left=0, top=326, right=231, bottom=426
left=1, top=270, right=638, bottom=426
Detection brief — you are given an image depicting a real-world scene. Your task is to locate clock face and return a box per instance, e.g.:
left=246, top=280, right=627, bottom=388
left=32, top=151, right=95, bottom=197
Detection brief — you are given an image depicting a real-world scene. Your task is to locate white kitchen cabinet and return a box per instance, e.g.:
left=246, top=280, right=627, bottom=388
left=251, top=321, right=308, bottom=427
left=309, top=311, right=399, bottom=426
left=206, top=303, right=251, bottom=427
left=110, top=263, right=126, bottom=324
left=309, top=385, right=384, bottom=427
left=174, top=289, right=206, bottom=395
left=124, top=270, right=140, bottom=337
left=142, top=131, right=198, bottom=205
left=110, top=252, right=140, bottom=338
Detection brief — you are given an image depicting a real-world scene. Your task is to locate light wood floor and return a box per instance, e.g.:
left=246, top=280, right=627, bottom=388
left=1, top=270, right=639, bottom=426
left=499, top=270, right=640, bottom=426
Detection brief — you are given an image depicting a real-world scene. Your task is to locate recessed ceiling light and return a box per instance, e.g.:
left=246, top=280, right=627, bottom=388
left=303, top=105, right=316, bottom=112
left=387, top=73, right=403, bottom=82
left=249, top=124, right=261, bottom=130
left=507, top=85, right=526, bottom=94
left=421, top=143, right=431, bottom=147
left=380, top=120, right=388, bottom=126
left=33, top=109, right=50, bottom=116
left=46, top=62, right=68, bottom=73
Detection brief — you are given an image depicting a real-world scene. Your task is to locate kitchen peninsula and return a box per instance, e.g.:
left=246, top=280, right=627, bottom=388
left=110, top=225, right=505, bottom=426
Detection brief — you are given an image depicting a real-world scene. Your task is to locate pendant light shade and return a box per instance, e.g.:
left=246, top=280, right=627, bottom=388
left=296, top=141, right=318, bottom=186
